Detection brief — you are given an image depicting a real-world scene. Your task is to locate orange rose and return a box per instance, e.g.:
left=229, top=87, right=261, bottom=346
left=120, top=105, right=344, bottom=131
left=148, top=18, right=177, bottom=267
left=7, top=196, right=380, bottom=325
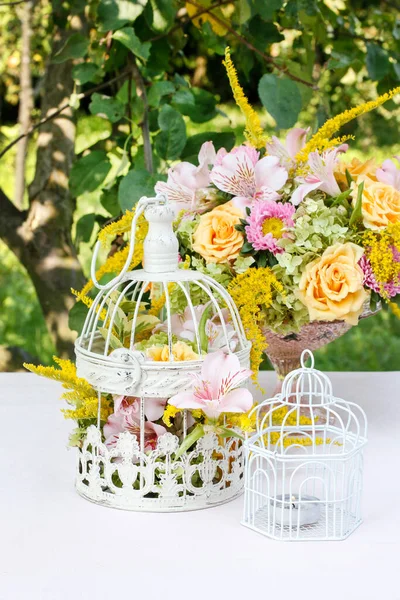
left=192, top=202, right=243, bottom=263
left=298, top=243, right=369, bottom=325
left=335, top=157, right=377, bottom=189
left=358, top=180, right=400, bottom=230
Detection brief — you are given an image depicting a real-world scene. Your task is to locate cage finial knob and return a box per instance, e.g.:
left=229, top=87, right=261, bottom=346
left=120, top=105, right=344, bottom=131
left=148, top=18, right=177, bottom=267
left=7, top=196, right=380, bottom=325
left=143, top=193, right=179, bottom=274
left=300, top=349, right=315, bottom=369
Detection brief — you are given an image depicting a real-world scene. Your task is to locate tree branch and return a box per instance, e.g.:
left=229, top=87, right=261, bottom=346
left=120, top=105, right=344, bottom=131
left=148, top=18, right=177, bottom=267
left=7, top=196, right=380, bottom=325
left=0, top=70, right=130, bottom=160
left=185, top=0, right=317, bottom=90
left=0, top=187, right=27, bottom=258
left=130, top=57, right=153, bottom=174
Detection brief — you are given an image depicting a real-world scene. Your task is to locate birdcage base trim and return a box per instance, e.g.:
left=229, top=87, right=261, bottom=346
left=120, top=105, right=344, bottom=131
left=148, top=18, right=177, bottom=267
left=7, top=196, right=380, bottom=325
left=75, top=479, right=243, bottom=512
left=242, top=504, right=362, bottom=541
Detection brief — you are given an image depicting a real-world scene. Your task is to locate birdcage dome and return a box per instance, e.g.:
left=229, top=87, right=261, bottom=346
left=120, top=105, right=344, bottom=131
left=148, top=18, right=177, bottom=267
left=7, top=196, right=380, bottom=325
left=75, top=195, right=251, bottom=398
left=250, top=350, right=367, bottom=456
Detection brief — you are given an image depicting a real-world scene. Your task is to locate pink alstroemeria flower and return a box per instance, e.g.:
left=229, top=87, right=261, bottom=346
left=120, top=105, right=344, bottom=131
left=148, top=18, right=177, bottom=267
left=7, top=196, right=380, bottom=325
left=113, top=394, right=167, bottom=422
left=291, top=147, right=345, bottom=206
left=104, top=410, right=166, bottom=452
left=155, top=141, right=216, bottom=212
left=168, top=350, right=253, bottom=420
left=266, top=127, right=310, bottom=169
left=376, top=157, right=400, bottom=190
left=210, top=145, right=288, bottom=212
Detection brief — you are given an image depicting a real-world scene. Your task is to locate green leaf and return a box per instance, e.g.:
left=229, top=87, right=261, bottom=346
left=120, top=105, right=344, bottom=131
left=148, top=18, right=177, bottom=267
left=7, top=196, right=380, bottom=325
left=171, top=88, right=195, bottom=112
left=53, top=33, right=88, bottom=64
left=366, top=43, right=390, bottom=81
left=112, top=27, right=151, bottom=62
left=75, top=115, right=112, bottom=154
left=72, top=63, right=101, bottom=85
left=175, top=424, right=205, bottom=459
left=118, top=168, right=160, bottom=211
left=198, top=304, right=213, bottom=352
left=116, top=80, right=138, bottom=103
left=98, top=0, right=147, bottom=31
left=181, top=132, right=235, bottom=161
left=251, top=0, right=283, bottom=19
left=155, top=104, right=187, bottom=160
left=69, top=302, right=89, bottom=334
left=145, top=0, right=176, bottom=33
left=240, top=241, right=253, bottom=255
left=100, top=188, right=121, bottom=216
left=177, top=87, right=218, bottom=123
left=70, top=151, right=112, bottom=197
left=217, top=426, right=244, bottom=440
left=75, top=214, right=96, bottom=247
left=345, top=169, right=354, bottom=187
left=349, top=181, right=364, bottom=227
left=330, top=188, right=352, bottom=207
left=148, top=80, right=175, bottom=107
left=89, top=93, right=125, bottom=123
left=258, top=74, right=302, bottom=129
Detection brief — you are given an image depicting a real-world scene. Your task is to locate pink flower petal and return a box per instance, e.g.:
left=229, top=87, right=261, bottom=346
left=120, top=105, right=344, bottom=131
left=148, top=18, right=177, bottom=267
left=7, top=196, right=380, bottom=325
left=254, top=155, right=288, bottom=192
left=168, top=392, right=204, bottom=411
left=201, top=350, right=241, bottom=397
left=144, top=397, right=167, bottom=421
left=218, top=388, right=253, bottom=413
left=290, top=180, right=321, bottom=206
left=285, top=127, right=309, bottom=158
left=210, top=146, right=257, bottom=198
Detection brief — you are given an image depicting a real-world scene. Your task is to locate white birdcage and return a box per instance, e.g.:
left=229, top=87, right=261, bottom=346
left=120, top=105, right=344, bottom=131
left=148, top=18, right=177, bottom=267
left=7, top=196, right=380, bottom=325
left=74, top=194, right=251, bottom=511
left=242, top=350, right=367, bottom=541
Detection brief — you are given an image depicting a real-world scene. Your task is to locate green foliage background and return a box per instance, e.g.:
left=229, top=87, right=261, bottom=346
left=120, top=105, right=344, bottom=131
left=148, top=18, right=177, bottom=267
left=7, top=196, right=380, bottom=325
left=1, top=0, right=400, bottom=370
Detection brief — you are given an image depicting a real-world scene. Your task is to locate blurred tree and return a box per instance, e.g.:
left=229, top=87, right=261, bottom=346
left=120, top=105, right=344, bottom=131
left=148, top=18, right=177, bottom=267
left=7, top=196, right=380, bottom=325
left=1, top=0, right=400, bottom=363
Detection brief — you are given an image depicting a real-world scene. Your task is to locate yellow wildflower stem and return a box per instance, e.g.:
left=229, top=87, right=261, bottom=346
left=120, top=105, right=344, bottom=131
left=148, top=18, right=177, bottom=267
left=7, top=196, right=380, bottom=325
left=24, top=358, right=94, bottom=396
left=296, top=86, right=400, bottom=164
left=228, top=267, right=284, bottom=385
left=223, top=46, right=268, bottom=149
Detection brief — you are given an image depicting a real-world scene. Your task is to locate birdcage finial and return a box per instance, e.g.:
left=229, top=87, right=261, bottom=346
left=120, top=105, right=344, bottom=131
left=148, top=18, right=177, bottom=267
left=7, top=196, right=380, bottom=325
left=300, top=349, right=315, bottom=369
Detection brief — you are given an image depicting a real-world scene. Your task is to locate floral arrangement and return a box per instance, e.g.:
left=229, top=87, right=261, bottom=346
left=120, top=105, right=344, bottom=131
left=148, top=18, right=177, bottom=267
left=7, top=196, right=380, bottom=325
left=154, top=48, right=400, bottom=372
left=25, top=47, right=400, bottom=462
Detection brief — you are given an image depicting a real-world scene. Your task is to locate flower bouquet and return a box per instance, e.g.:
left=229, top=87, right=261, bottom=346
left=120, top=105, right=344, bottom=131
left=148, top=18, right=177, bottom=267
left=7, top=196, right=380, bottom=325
left=152, top=47, right=400, bottom=386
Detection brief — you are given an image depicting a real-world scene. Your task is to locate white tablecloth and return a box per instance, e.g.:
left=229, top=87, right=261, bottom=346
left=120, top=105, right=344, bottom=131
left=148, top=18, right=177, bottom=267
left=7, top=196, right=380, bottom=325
left=0, top=371, right=399, bottom=600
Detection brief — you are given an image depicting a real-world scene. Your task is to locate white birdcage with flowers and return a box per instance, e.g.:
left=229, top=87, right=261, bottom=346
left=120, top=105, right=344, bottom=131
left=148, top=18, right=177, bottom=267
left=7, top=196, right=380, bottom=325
left=74, top=193, right=252, bottom=511
left=242, top=350, right=367, bottom=541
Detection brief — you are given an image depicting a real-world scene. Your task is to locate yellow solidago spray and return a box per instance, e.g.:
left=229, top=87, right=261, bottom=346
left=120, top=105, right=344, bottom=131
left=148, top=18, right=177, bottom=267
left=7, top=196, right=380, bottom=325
left=228, top=267, right=284, bottom=384
left=223, top=47, right=268, bottom=149
left=296, top=86, right=400, bottom=165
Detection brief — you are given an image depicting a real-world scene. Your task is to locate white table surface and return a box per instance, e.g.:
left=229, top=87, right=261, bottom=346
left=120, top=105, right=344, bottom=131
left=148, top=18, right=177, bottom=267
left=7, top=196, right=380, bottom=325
left=0, top=371, right=399, bottom=600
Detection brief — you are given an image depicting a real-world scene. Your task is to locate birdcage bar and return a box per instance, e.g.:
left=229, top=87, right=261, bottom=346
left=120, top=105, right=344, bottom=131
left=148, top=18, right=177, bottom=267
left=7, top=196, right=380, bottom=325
left=175, top=281, right=202, bottom=355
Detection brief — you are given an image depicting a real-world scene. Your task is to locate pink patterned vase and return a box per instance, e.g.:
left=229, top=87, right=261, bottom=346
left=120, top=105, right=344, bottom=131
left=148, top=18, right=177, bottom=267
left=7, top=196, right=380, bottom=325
left=263, top=304, right=380, bottom=395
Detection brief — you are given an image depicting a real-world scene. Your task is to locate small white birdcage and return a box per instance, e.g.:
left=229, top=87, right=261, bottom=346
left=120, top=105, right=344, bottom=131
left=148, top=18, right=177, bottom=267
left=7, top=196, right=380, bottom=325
left=242, top=350, right=367, bottom=541
left=74, top=194, right=251, bottom=511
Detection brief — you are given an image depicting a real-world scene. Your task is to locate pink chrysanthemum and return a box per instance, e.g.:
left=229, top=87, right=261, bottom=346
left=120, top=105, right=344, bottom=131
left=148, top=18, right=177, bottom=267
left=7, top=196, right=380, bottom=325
left=245, top=200, right=295, bottom=254
left=359, top=254, right=400, bottom=298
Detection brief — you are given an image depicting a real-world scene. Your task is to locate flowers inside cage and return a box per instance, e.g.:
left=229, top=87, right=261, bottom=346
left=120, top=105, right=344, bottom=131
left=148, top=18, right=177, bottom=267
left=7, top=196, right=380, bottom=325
left=68, top=194, right=254, bottom=511
left=242, top=350, right=367, bottom=541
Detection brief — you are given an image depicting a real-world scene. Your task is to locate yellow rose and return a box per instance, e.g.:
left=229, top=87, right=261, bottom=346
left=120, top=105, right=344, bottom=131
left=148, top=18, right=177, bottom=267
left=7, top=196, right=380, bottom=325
left=298, top=243, right=369, bottom=326
left=358, top=180, right=400, bottom=230
left=335, top=157, right=377, bottom=189
left=146, top=341, right=199, bottom=362
left=192, top=201, right=243, bottom=263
